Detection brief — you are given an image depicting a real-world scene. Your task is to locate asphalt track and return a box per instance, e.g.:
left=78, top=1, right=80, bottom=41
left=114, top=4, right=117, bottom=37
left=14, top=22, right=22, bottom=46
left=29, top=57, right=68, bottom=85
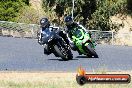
left=0, top=36, right=132, bottom=72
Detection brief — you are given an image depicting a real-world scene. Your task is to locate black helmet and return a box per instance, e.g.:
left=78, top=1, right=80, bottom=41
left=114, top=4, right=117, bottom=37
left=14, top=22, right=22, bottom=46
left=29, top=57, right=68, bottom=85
left=64, top=16, right=73, bottom=25
left=40, top=18, right=50, bottom=28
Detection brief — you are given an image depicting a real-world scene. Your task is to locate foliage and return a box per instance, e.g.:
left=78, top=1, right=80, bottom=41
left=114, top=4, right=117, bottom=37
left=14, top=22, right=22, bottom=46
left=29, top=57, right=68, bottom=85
left=42, top=0, right=97, bottom=26
left=87, top=0, right=127, bottom=31
left=22, top=0, right=30, bottom=5
left=42, top=0, right=65, bottom=25
left=0, top=0, right=128, bottom=31
left=0, top=0, right=29, bottom=21
left=127, top=0, right=132, bottom=12
left=42, top=0, right=126, bottom=31
left=16, top=6, right=41, bottom=24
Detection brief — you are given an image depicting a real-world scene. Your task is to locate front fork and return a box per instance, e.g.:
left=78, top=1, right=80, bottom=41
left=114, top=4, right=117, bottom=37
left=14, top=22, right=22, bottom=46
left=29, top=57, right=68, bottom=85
left=84, top=41, right=95, bottom=49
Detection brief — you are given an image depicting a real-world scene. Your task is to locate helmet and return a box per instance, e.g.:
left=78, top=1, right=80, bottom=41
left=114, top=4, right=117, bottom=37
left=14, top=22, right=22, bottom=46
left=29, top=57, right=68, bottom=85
left=40, top=18, right=50, bottom=28
left=64, top=16, right=73, bottom=26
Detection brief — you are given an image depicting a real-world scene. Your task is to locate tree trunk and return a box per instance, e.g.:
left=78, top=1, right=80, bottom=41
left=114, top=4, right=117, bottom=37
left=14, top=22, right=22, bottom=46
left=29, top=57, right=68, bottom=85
left=127, top=0, right=132, bottom=11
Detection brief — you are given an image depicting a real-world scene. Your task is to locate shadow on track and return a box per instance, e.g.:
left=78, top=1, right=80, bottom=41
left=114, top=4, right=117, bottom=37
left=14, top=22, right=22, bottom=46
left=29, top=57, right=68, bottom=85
left=48, top=58, right=78, bottom=61
left=76, top=55, right=99, bottom=58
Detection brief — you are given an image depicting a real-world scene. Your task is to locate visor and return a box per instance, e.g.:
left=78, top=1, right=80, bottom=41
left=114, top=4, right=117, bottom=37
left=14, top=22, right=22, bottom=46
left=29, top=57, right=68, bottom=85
left=66, top=21, right=73, bottom=25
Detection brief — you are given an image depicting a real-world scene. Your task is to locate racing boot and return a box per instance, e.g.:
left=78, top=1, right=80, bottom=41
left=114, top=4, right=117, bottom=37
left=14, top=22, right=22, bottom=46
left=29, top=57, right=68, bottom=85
left=44, top=44, right=51, bottom=55
left=70, top=43, right=82, bottom=55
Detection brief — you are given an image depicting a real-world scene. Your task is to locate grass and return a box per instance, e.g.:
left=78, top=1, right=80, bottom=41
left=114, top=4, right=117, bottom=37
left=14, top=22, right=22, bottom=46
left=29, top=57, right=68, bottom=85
left=0, top=72, right=131, bottom=88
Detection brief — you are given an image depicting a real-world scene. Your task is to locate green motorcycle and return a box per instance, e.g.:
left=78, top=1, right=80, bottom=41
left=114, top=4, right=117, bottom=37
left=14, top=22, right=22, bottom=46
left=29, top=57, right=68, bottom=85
left=70, top=26, right=98, bottom=58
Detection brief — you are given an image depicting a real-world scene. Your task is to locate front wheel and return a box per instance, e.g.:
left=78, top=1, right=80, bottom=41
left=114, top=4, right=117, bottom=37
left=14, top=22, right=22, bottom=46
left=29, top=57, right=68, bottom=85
left=54, top=42, right=73, bottom=61
left=64, top=49, right=73, bottom=60
left=85, top=44, right=98, bottom=58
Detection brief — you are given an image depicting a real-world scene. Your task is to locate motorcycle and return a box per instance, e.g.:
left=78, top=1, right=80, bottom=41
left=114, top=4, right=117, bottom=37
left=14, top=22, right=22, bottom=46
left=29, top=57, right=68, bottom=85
left=70, top=25, right=98, bottom=58
left=38, top=27, right=73, bottom=61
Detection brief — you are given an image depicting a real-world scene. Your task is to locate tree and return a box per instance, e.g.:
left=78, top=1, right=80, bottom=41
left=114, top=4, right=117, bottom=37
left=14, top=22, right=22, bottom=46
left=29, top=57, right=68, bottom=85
left=0, top=0, right=29, bottom=21
left=127, top=0, right=132, bottom=12
left=16, top=6, right=41, bottom=24
left=42, top=0, right=126, bottom=31
left=87, top=0, right=126, bottom=31
left=22, top=0, right=30, bottom=5
left=75, top=0, right=96, bottom=25
left=42, top=0, right=96, bottom=26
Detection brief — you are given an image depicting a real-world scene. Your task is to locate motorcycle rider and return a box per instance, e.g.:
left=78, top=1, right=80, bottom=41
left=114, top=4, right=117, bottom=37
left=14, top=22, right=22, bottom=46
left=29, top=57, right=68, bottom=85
left=64, top=16, right=93, bottom=55
left=38, top=17, right=70, bottom=55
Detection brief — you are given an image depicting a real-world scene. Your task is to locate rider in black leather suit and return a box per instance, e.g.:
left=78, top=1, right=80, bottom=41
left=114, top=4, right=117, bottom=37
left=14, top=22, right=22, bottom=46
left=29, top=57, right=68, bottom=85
left=38, top=17, right=70, bottom=55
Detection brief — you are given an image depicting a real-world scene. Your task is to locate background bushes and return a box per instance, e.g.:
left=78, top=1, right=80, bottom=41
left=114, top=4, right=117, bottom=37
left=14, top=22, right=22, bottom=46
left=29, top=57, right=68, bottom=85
left=0, top=0, right=29, bottom=21
left=0, top=0, right=129, bottom=31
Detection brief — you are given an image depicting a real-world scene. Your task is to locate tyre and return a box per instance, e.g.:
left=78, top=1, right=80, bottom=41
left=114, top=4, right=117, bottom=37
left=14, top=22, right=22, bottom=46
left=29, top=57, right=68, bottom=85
left=76, top=76, right=87, bottom=85
left=85, top=43, right=98, bottom=58
left=60, top=38, right=73, bottom=60
left=53, top=51, right=60, bottom=57
left=54, top=40, right=73, bottom=61
left=54, top=45, right=66, bottom=58
left=54, top=45, right=69, bottom=61
left=64, top=49, right=73, bottom=60
left=61, top=40, right=73, bottom=60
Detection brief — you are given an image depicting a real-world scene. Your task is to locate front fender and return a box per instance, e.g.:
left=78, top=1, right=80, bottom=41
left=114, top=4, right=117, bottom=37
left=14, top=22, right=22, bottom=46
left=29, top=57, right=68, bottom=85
left=84, top=40, right=95, bottom=49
